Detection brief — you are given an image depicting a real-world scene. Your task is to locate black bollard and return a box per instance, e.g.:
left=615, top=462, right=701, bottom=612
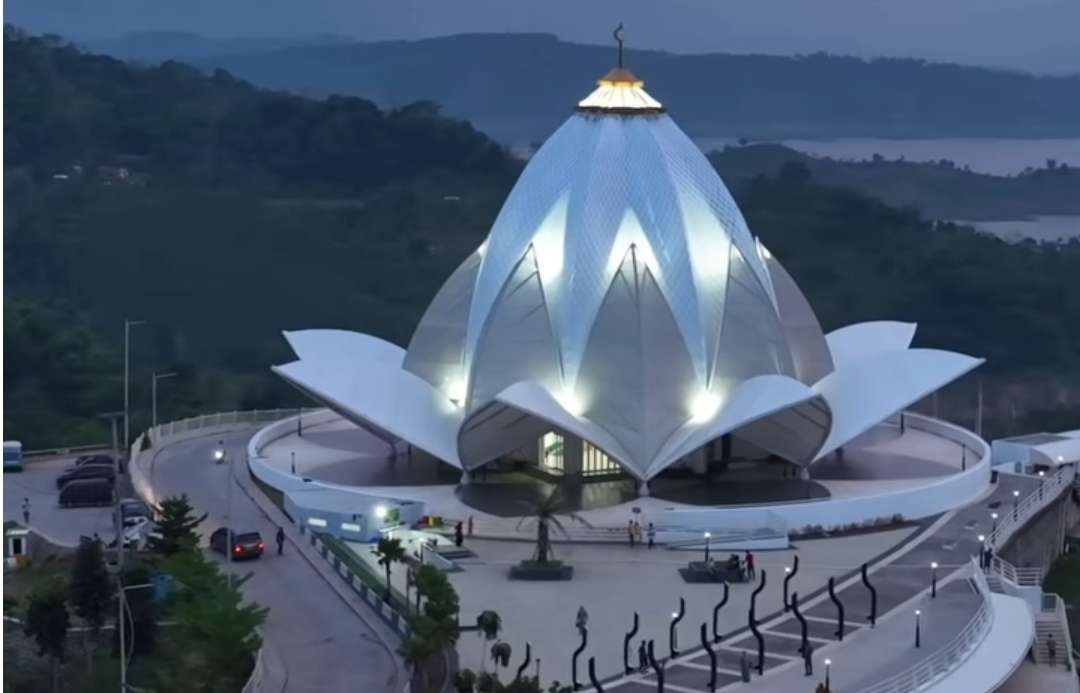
left=791, top=591, right=808, bottom=656
left=572, top=626, right=588, bottom=690
left=647, top=639, right=664, bottom=693
left=624, top=611, right=640, bottom=675
left=861, top=563, right=877, bottom=628
left=749, top=570, right=767, bottom=674
left=700, top=623, right=717, bottom=692
left=828, top=577, right=846, bottom=641
left=712, top=582, right=729, bottom=643
left=515, top=642, right=532, bottom=681
left=783, top=555, right=799, bottom=612
left=670, top=597, right=686, bottom=658
left=588, top=657, right=604, bottom=693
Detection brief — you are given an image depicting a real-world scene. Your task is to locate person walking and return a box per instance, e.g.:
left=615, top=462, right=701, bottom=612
left=803, top=641, right=814, bottom=676
left=638, top=640, right=649, bottom=673
left=740, top=650, right=751, bottom=682
left=984, top=545, right=994, bottom=569
left=647, top=522, right=656, bottom=549
left=21, top=498, right=30, bottom=525
left=745, top=550, right=756, bottom=580
left=633, top=521, right=643, bottom=547
left=628, top=520, right=636, bottom=548
left=1047, top=633, right=1057, bottom=667
left=275, top=526, right=285, bottom=555
left=454, top=521, right=464, bottom=547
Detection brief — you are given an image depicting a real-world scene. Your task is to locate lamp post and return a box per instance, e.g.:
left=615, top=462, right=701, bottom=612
left=213, top=441, right=233, bottom=586
left=1038, top=470, right=1045, bottom=500
left=824, top=658, right=831, bottom=690
left=123, top=319, right=147, bottom=448
left=930, top=562, right=938, bottom=598
left=703, top=532, right=711, bottom=563
left=914, top=610, right=921, bottom=648
left=977, top=534, right=987, bottom=567
left=783, top=565, right=792, bottom=612
left=1012, top=489, right=1020, bottom=521
left=991, top=512, right=998, bottom=534
left=151, top=371, right=177, bottom=430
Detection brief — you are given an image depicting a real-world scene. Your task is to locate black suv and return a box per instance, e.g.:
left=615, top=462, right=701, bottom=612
left=56, top=464, right=115, bottom=489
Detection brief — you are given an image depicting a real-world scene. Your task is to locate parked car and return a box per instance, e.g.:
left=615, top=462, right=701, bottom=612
left=209, top=528, right=264, bottom=560
left=73, top=453, right=114, bottom=467
left=59, top=478, right=115, bottom=507
left=109, top=516, right=161, bottom=549
left=117, top=497, right=152, bottom=524
left=56, top=464, right=115, bottom=489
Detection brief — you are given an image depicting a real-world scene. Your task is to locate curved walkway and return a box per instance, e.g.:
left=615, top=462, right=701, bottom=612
left=138, top=430, right=402, bottom=693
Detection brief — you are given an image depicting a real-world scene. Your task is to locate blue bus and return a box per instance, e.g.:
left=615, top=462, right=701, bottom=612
left=4, top=441, right=24, bottom=472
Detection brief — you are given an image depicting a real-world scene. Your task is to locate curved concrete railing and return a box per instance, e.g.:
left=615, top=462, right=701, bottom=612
left=858, top=560, right=994, bottom=693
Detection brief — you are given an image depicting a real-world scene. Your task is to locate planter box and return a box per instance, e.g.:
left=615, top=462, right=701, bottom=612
left=510, top=561, right=574, bottom=581
left=680, top=561, right=748, bottom=584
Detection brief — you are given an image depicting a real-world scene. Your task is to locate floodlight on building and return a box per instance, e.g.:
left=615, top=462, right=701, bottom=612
left=689, top=391, right=721, bottom=423
left=374, top=505, right=388, bottom=520
left=447, top=378, right=467, bottom=405
left=558, top=389, right=585, bottom=417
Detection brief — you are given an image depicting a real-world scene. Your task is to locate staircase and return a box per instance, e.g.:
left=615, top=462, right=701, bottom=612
left=1034, top=619, right=1068, bottom=665
left=984, top=572, right=1006, bottom=594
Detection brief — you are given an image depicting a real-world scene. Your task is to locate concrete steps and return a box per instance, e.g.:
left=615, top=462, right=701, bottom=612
left=1033, top=620, right=1067, bottom=665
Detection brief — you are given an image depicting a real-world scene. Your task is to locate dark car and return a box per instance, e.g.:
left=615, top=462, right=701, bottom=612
left=116, top=497, right=152, bottom=525
left=74, top=454, right=114, bottom=467
left=56, top=464, right=115, bottom=489
left=209, top=528, right=264, bottom=560
left=59, top=478, right=115, bottom=507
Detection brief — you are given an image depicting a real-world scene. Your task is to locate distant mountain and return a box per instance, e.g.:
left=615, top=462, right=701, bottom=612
left=145, top=32, right=1080, bottom=143
left=81, top=31, right=354, bottom=64
left=710, top=144, right=1080, bottom=221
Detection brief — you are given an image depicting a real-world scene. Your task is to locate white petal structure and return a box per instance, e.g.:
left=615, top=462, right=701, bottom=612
left=275, top=62, right=983, bottom=485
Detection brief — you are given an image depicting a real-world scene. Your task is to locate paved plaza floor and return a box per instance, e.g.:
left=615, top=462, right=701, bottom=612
left=3, top=455, right=117, bottom=546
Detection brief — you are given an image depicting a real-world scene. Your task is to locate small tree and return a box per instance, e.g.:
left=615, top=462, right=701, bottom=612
left=490, top=641, right=512, bottom=669
left=374, top=536, right=406, bottom=603
left=154, top=494, right=206, bottom=555
left=476, top=610, right=501, bottom=672
left=69, top=539, right=113, bottom=672
left=24, top=579, right=70, bottom=693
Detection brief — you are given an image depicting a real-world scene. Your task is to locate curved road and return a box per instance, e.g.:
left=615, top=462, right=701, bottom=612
left=144, top=430, right=399, bottom=693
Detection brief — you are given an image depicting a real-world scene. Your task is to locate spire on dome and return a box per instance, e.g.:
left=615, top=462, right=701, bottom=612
left=576, top=25, right=664, bottom=114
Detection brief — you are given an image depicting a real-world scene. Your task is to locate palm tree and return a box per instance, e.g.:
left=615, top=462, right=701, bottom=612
left=514, top=487, right=581, bottom=564
left=374, top=536, right=406, bottom=603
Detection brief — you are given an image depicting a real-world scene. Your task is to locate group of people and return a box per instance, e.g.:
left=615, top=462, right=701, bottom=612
left=627, top=520, right=656, bottom=548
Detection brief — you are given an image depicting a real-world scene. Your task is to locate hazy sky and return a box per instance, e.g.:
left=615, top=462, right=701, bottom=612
left=7, top=0, right=1080, bottom=73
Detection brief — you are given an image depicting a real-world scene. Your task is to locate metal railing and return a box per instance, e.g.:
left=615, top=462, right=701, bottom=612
left=988, top=466, right=1075, bottom=551
left=987, top=555, right=1044, bottom=587
left=858, top=560, right=993, bottom=693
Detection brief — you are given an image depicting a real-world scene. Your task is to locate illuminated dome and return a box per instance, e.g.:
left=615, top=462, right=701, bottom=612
left=275, top=56, right=983, bottom=485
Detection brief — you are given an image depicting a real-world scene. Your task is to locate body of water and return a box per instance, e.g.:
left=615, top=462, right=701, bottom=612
left=695, top=137, right=1080, bottom=176
left=957, top=215, right=1080, bottom=243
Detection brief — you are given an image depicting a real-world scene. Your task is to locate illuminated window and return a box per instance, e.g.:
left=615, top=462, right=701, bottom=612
left=540, top=432, right=564, bottom=472
left=583, top=442, right=620, bottom=477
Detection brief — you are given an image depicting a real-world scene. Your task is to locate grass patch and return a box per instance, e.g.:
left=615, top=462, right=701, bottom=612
left=317, top=533, right=415, bottom=619
left=1043, top=552, right=1080, bottom=646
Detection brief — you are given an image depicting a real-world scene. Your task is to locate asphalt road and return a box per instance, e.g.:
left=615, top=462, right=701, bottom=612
left=142, top=430, right=399, bottom=693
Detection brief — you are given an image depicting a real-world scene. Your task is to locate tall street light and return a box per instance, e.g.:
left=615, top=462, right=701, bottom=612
left=151, top=372, right=177, bottom=430
left=119, top=582, right=154, bottom=693
left=123, top=319, right=147, bottom=449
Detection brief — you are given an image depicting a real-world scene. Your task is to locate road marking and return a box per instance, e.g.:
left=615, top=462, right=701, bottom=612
left=673, top=660, right=741, bottom=676
left=762, top=629, right=830, bottom=644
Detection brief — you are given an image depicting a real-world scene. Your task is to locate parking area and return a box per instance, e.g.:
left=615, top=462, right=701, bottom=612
left=3, top=456, right=118, bottom=546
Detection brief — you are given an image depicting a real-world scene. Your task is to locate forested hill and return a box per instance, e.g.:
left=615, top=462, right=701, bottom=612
left=4, top=29, right=1079, bottom=446
left=151, top=32, right=1080, bottom=142
left=3, top=26, right=517, bottom=196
